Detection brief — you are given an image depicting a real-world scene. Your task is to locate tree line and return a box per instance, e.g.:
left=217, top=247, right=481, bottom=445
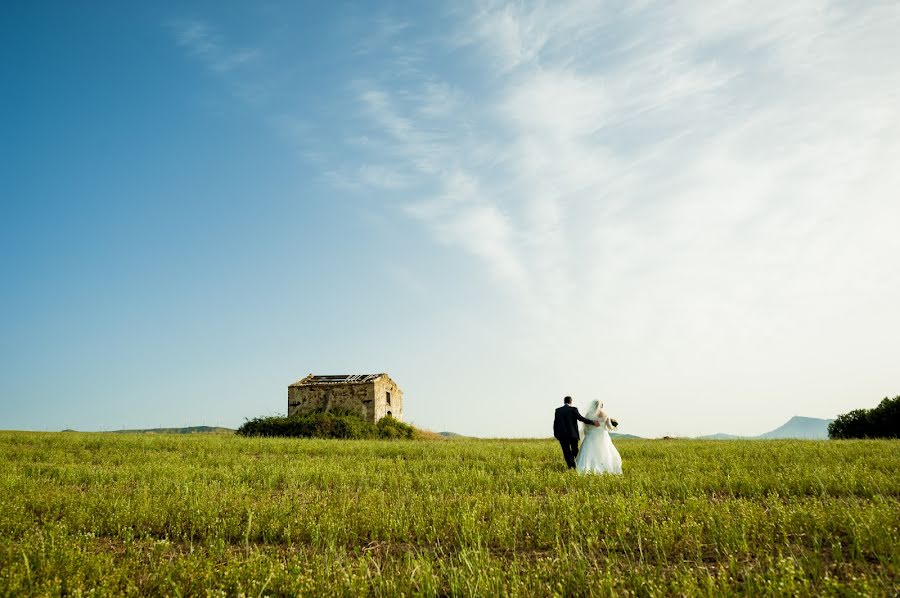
left=828, top=396, right=899, bottom=439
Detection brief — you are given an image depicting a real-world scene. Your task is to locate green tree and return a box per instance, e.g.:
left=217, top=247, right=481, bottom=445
left=829, top=396, right=900, bottom=439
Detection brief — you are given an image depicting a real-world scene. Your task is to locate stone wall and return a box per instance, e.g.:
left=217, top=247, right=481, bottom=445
left=373, top=376, right=403, bottom=421
left=288, top=383, right=375, bottom=420
left=287, top=375, right=404, bottom=423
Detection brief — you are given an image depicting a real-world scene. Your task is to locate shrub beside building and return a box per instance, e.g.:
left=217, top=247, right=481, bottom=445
left=237, top=410, right=415, bottom=439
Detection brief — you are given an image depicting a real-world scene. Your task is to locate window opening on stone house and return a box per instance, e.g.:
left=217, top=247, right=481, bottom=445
left=387, top=411, right=392, bottom=417
left=386, top=391, right=391, bottom=406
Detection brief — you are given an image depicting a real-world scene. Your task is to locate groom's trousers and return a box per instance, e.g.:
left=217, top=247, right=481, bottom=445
left=558, top=437, right=579, bottom=469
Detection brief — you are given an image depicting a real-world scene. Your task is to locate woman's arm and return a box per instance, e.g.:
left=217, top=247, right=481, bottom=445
left=597, top=409, right=614, bottom=430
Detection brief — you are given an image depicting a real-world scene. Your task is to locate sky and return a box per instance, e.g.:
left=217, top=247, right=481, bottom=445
left=2, top=1, right=898, bottom=438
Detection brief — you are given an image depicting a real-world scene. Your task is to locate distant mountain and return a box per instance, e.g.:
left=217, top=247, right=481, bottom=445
left=610, top=432, right=642, bottom=439
left=698, top=416, right=833, bottom=440
left=756, top=416, right=833, bottom=439
left=438, top=432, right=466, bottom=438
left=108, top=426, right=235, bottom=435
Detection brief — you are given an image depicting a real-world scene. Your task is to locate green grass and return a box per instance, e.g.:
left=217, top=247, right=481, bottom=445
left=1, top=433, right=897, bottom=596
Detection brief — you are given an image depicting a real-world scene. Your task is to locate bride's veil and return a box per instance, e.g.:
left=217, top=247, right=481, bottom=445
left=581, top=399, right=601, bottom=438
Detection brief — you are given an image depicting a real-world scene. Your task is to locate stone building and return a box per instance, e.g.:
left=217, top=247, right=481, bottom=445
left=288, top=374, right=403, bottom=422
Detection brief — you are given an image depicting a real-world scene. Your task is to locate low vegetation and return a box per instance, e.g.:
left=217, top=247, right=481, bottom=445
left=236, top=411, right=416, bottom=440
left=1, top=433, right=898, bottom=596
left=828, top=396, right=900, bottom=439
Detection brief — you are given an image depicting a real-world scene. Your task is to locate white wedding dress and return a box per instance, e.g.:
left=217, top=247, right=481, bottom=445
left=575, top=407, right=622, bottom=475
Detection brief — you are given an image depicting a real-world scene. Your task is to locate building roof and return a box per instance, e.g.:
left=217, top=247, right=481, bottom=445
left=289, top=374, right=386, bottom=387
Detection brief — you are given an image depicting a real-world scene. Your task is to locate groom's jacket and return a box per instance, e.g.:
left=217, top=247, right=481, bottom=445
left=553, top=405, right=595, bottom=440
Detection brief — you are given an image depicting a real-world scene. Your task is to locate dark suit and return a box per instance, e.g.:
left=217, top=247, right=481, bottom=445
left=553, top=404, right=596, bottom=469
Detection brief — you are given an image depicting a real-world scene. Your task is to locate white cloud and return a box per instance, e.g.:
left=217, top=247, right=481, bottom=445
left=169, top=2, right=900, bottom=436
left=501, top=70, right=611, bottom=138
left=173, top=20, right=217, bottom=55
left=170, top=19, right=261, bottom=74
left=353, top=15, right=411, bottom=55
left=334, top=0, right=900, bottom=435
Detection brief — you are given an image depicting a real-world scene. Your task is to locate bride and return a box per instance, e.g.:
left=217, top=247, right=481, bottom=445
left=576, top=400, right=622, bottom=474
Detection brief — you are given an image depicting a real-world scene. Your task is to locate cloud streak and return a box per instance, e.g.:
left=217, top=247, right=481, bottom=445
left=170, top=19, right=261, bottom=75
left=337, top=0, right=900, bottom=325
left=169, top=1, right=900, bottom=434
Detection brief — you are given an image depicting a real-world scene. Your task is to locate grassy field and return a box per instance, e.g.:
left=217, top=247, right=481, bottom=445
left=1, top=433, right=897, bottom=596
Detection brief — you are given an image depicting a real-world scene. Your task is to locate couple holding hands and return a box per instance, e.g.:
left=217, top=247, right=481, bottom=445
left=553, top=396, right=622, bottom=474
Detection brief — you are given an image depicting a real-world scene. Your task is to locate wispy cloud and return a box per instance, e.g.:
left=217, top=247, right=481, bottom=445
left=353, top=15, right=411, bottom=55
left=172, top=20, right=217, bottom=55
left=170, top=19, right=261, bottom=74
left=332, top=0, right=900, bottom=366
left=164, top=1, right=900, bottom=434
left=167, top=2, right=900, bottom=352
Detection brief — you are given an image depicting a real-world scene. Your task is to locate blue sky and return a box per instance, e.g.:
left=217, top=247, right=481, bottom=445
left=2, top=1, right=898, bottom=438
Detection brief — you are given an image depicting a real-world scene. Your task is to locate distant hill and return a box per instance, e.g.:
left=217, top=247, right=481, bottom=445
left=610, top=432, right=642, bottom=439
left=438, top=432, right=466, bottom=438
left=698, top=416, right=833, bottom=440
left=108, top=426, right=235, bottom=435
left=757, top=416, right=833, bottom=439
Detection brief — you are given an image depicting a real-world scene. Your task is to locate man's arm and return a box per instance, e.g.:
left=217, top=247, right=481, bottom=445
left=573, top=408, right=600, bottom=426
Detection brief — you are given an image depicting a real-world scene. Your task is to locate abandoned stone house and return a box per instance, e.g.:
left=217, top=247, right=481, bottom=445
left=288, top=374, right=403, bottom=423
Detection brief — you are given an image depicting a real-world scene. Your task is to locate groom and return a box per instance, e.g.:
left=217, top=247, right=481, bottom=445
left=553, top=396, right=600, bottom=469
